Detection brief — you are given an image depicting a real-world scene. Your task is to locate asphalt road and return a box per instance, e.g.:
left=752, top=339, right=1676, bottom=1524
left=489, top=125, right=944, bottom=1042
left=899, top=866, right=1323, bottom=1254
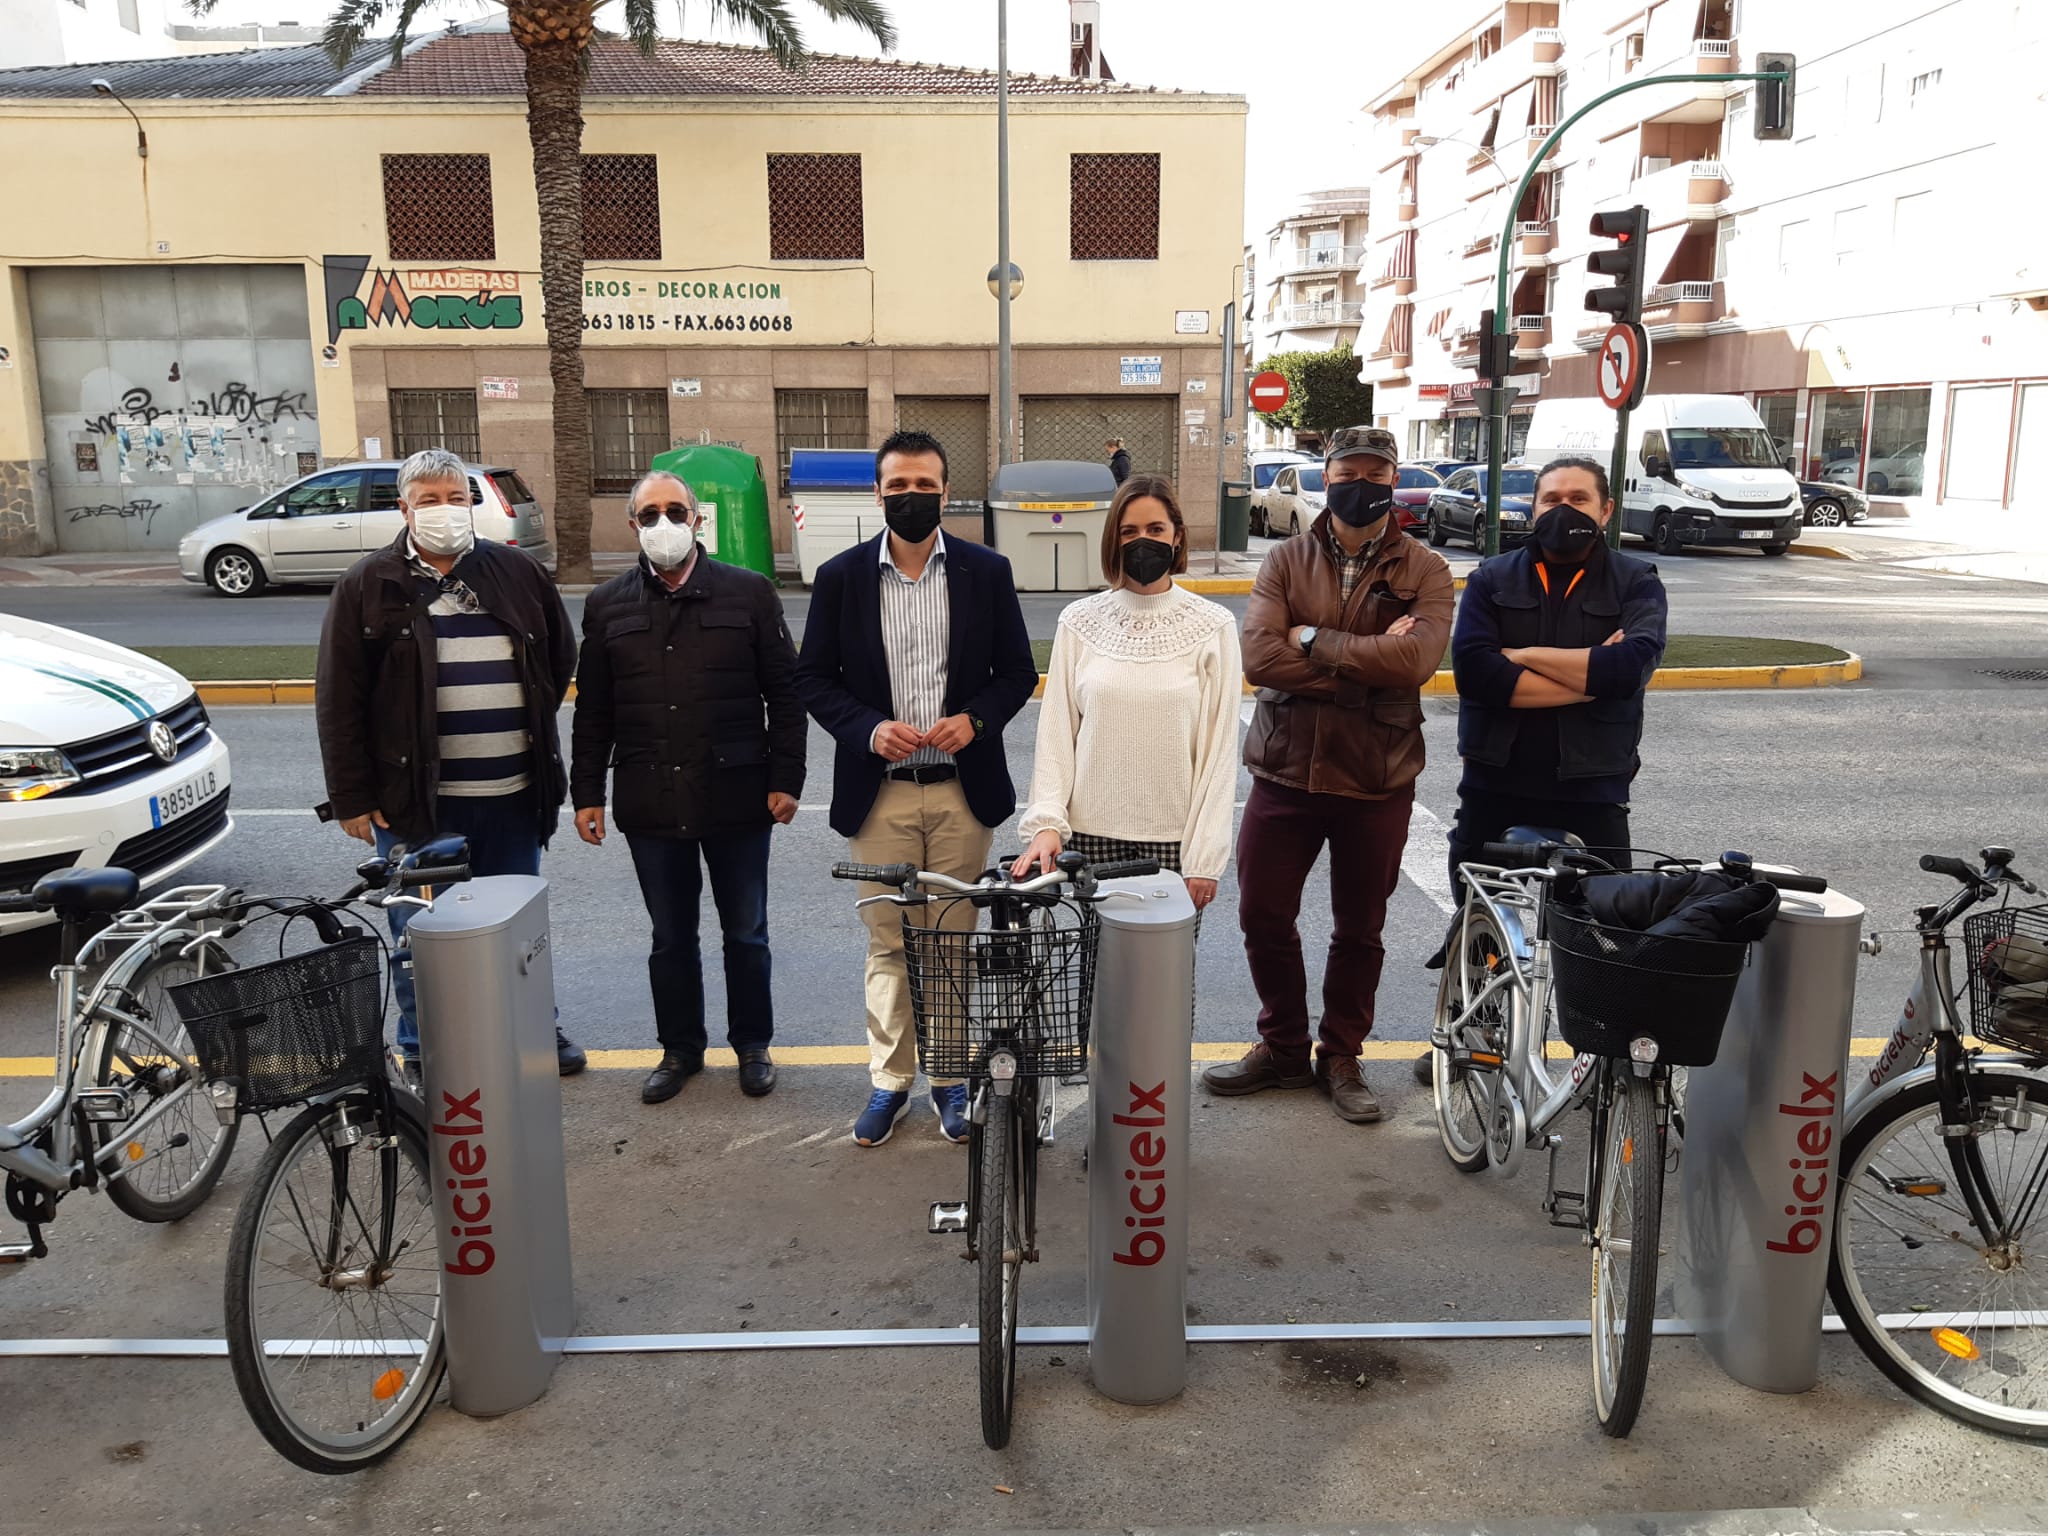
left=10, top=539, right=2048, bottom=669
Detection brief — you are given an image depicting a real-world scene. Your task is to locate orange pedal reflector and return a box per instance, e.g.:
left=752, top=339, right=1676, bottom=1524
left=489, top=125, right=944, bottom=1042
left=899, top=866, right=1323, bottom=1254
left=1933, top=1328, right=1980, bottom=1361
left=1622, top=1137, right=1635, bottom=1165
left=1470, top=1052, right=1503, bottom=1067
left=372, top=1368, right=407, bottom=1400
left=126, top=1143, right=145, bottom=1162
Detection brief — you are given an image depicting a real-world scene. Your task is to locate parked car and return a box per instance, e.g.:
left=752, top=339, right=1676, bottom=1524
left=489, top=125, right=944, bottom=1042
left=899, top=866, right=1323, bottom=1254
left=1423, top=465, right=1538, bottom=550
left=1823, top=449, right=1923, bottom=497
left=1423, top=459, right=1475, bottom=479
left=1798, top=480, right=1869, bottom=528
left=1, top=615, right=233, bottom=935
left=178, top=459, right=556, bottom=597
left=1251, top=463, right=1326, bottom=537
left=1248, top=449, right=1315, bottom=495
left=1393, top=464, right=1443, bottom=533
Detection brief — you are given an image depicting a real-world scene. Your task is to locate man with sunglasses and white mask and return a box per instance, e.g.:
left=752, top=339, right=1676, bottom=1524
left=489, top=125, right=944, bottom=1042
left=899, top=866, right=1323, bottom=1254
left=316, top=446, right=584, bottom=1081
left=572, top=472, right=806, bottom=1106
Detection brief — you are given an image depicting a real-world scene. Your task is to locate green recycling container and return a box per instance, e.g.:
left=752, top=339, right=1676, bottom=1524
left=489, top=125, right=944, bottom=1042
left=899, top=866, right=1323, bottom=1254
left=648, top=443, right=776, bottom=580
left=1218, top=480, right=1252, bottom=553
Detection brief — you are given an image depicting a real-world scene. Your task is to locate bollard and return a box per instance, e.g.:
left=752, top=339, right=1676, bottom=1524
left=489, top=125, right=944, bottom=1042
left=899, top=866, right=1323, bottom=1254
left=1086, top=872, right=1198, bottom=1405
left=409, top=875, right=576, bottom=1417
left=1675, top=883, right=1864, bottom=1392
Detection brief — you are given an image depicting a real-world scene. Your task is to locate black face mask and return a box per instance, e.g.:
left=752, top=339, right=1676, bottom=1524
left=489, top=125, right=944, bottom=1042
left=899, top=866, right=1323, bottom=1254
left=1534, top=505, right=1604, bottom=563
left=882, top=490, right=944, bottom=543
left=1325, top=476, right=1395, bottom=529
left=1121, top=537, right=1177, bottom=587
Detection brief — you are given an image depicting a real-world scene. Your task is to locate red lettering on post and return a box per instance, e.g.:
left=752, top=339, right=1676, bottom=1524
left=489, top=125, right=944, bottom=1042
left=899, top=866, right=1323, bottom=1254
left=1112, top=1082, right=1171, bottom=1267
left=1767, top=1071, right=1837, bottom=1255
left=435, top=1088, right=494, bottom=1275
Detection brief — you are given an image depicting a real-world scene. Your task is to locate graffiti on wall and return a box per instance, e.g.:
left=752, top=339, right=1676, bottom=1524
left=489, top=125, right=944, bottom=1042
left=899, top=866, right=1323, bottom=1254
left=81, top=382, right=310, bottom=439
left=64, top=498, right=165, bottom=536
left=323, top=255, right=525, bottom=342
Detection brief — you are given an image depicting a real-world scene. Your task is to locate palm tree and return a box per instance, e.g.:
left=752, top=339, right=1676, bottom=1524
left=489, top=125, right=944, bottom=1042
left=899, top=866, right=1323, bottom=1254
left=191, top=0, right=896, bottom=583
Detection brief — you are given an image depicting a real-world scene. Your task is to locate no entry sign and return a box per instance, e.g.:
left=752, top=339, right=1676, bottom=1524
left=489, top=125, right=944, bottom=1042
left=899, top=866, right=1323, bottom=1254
left=1597, top=323, right=1649, bottom=412
left=1249, top=370, right=1290, bottom=413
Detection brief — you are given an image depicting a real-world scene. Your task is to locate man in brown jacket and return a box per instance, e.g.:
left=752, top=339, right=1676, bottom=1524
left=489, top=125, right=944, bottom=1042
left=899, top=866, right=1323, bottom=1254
left=1204, top=426, right=1454, bottom=1123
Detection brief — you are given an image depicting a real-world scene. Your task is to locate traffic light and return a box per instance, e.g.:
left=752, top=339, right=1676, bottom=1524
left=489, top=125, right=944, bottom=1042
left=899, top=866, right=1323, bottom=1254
left=1754, top=52, right=1796, bottom=140
left=1585, top=206, right=1649, bottom=326
left=1476, top=308, right=1514, bottom=383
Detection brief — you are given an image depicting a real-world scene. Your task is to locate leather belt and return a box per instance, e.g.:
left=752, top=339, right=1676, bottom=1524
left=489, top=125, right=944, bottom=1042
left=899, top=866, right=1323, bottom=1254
left=887, top=764, right=958, bottom=784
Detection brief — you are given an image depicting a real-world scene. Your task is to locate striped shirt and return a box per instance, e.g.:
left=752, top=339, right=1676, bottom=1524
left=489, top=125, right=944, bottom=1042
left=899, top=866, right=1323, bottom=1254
left=875, top=533, right=952, bottom=769
left=408, top=542, right=531, bottom=799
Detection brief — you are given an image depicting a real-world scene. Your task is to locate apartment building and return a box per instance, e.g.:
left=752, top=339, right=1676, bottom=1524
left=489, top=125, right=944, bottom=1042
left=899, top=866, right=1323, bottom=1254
left=0, top=26, right=1246, bottom=557
left=3, top=0, right=321, bottom=68
left=1360, top=0, right=2048, bottom=516
left=1250, top=187, right=1371, bottom=364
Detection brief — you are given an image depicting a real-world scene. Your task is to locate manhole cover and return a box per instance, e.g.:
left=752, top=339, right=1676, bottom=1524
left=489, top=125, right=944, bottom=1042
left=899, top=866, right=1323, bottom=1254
left=1977, top=668, right=2048, bottom=681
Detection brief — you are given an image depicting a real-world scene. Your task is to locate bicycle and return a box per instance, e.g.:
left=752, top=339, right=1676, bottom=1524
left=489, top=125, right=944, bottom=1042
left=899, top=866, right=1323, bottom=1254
left=831, top=850, right=1157, bottom=1449
left=1, top=869, right=245, bottom=1267
left=1828, top=844, right=2048, bottom=1440
left=1427, top=833, right=1822, bottom=1436
left=146, top=835, right=471, bottom=1474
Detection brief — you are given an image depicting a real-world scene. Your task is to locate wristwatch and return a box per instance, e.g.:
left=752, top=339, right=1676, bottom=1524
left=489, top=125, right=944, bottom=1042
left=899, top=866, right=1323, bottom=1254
left=969, top=713, right=987, bottom=740
left=1298, top=626, right=1320, bottom=656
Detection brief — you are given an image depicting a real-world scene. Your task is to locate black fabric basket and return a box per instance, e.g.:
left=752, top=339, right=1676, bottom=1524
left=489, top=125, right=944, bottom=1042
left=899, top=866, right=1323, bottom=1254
left=1548, top=907, right=1749, bottom=1066
left=167, top=936, right=387, bottom=1111
left=903, top=905, right=1099, bottom=1079
left=1964, top=904, right=2048, bottom=1055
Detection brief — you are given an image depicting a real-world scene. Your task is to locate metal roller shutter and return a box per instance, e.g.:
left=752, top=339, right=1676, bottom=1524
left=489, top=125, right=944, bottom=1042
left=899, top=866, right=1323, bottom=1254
left=1021, top=396, right=1175, bottom=482
left=894, top=396, right=991, bottom=504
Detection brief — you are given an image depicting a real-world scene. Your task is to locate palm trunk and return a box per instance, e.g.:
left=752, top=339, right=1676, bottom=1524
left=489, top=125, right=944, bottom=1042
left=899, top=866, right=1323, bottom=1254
left=521, top=35, right=592, bottom=584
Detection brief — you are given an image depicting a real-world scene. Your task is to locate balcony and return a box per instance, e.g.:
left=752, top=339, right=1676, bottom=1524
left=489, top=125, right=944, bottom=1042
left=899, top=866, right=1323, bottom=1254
left=1468, top=23, right=1567, bottom=104
left=1515, top=220, right=1555, bottom=267
left=1512, top=313, right=1550, bottom=352
left=1692, top=38, right=1735, bottom=75
left=1280, top=245, right=1366, bottom=276
left=1641, top=279, right=1726, bottom=336
left=1631, top=156, right=1728, bottom=220
left=1275, top=302, right=1365, bottom=328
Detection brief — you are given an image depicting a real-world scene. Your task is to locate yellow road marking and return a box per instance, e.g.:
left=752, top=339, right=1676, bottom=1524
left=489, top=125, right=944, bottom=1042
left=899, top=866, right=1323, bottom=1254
left=0, top=1037, right=1939, bottom=1077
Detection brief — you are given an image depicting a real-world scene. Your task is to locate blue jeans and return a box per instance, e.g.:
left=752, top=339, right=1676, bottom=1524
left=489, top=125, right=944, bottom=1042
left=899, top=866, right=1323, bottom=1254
left=376, top=788, right=543, bottom=1062
left=625, top=828, right=774, bottom=1062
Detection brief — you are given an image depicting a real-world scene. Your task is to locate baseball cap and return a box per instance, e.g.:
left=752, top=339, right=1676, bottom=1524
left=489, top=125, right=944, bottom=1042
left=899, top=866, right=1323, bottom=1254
left=1325, top=426, right=1400, bottom=467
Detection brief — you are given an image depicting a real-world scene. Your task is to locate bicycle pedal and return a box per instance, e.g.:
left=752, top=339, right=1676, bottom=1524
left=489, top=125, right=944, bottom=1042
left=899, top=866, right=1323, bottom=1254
left=74, top=1086, right=132, bottom=1124
left=928, top=1200, right=969, bottom=1235
left=1546, top=1192, right=1588, bottom=1230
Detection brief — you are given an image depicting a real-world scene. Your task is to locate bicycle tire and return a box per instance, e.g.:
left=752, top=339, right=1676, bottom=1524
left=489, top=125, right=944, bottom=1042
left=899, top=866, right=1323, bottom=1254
left=978, top=1089, right=1021, bottom=1449
left=96, top=943, right=241, bottom=1223
left=1432, top=908, right=1509, bottom=1173
left=1828, top=1067, right=2048, bottom=1441
left=1591, top=1071, right=1664, bottom=1437
left=224, top=1092, right=446, bottom=1474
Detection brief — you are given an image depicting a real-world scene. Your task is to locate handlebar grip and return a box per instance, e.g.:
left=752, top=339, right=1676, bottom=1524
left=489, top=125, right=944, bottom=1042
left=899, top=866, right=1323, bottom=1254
left=1920, top=853, right=1979, bottom=883
left=1089, top=860, right=1162, bottom=882
left=401, top=864, right=469, bottom=888
left=1479, top=842, right=1554, bottom=870
left=0, top=891, right=39, bottom=915
left=831, top=861, right=917, bottom=886
left=1760, top=869, right=1829, bottom=894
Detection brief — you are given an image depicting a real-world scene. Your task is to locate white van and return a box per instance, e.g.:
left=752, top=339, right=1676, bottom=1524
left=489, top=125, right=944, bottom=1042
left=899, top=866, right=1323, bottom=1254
left=1522, top=394, right=1805, bottom=556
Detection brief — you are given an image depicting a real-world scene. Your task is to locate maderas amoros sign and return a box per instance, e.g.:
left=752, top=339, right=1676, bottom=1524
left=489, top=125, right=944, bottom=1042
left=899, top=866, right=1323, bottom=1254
left=323, top=256, right=523, bottom=343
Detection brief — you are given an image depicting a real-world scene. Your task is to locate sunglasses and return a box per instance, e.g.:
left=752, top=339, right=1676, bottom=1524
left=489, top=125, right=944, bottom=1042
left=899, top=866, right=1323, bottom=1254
left=632, top=503, right=694, bottom=529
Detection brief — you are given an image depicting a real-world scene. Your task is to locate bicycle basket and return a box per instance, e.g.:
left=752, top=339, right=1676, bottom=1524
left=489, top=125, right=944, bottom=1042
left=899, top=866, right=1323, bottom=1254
left=902, top=904, right=1100, bottom=1079
left=1547, top=907, right=1749, bottom=1066
left=1964, top=904, right=2048, bottom=1055
left=166, top=936, right=387, bottom=1111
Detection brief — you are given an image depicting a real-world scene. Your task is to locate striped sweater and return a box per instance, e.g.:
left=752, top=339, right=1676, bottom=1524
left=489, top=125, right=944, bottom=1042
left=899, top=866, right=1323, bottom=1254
left=414, top=560, right=531, bottom=799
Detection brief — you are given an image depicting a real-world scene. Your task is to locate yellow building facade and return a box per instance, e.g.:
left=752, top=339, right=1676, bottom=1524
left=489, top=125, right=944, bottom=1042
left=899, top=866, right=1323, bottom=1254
left=0, top=32, right=1247, bottom=557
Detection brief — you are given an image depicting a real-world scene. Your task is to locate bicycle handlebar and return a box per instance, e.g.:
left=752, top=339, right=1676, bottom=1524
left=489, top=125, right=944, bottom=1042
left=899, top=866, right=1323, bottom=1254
left=831, top=861, right=919, bottom=886
left=1088, top=859, right=1164, bottom=882
left=831, top=857, right=1162, bottom=900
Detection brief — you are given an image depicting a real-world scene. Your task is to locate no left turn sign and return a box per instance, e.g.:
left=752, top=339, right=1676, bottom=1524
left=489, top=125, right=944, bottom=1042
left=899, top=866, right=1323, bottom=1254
left=1597, top=323, right=1649, bottom=412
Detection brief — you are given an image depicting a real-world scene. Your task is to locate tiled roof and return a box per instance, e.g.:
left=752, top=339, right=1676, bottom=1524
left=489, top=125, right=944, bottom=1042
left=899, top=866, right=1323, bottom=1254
left=0, top=43, right=357, bottom=100
left=0, top=31, right=1188, bottom=104
left=357, top=34, right=1171, bottom=98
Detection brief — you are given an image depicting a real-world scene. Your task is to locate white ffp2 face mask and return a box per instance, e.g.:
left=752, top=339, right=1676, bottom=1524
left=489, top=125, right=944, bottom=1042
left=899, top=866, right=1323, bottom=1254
left=638, top=517, right=697, bottom=570
left=410, top=503, right=475, bottom=558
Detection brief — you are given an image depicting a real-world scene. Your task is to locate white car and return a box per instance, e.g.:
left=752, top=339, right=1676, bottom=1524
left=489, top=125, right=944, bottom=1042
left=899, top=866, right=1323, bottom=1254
left=1, top=615, right=233, bottom=935
left=1252, top=463, right=1327, bottom=537
left=178, top=459, right=556, bottom=597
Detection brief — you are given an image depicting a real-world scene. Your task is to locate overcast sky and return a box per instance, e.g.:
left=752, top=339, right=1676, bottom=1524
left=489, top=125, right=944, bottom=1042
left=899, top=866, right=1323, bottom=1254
left=193, top=0, right=1486, bottom=241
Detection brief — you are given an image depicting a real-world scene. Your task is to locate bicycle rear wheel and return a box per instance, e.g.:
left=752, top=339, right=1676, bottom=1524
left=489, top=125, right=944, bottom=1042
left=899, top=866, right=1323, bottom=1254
left=224, top=1091, right=446, bottom=1473
left=1432, top=908, right=1510, bottom=1172
left=977, top=1088, right=1022, bottom=1449
left=1828, top=1068, right=2048, bottom=1440
left=1591, top=1070, right=1664, bottom=1437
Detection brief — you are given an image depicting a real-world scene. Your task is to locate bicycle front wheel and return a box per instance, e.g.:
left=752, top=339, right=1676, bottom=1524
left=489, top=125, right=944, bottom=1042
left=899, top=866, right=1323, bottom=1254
left=1432, top=908, right=1511, bottom=1173
left=977, top=1089, right=1022, bottom=1449
left=224, top=1093, right=446, bottom=1473
left=1591, top=1070, right=1664, bottom=1437
left=96, top=944, right=240, bottom=1223
left=1828, top=1069, right=2048, bottom=1440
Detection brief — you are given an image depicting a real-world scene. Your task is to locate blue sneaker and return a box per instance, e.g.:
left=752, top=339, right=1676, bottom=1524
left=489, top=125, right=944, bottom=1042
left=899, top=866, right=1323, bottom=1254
left=853, top=1089, right=911, bottom=1147
left=932, top=1083, right=971, bottom=1144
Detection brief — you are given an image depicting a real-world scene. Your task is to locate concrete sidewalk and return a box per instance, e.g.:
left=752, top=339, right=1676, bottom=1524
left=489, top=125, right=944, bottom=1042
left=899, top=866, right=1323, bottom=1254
left=1793, top=504, right=2048, bottom=584
left=2, top=1060, right=2039, bottom=1533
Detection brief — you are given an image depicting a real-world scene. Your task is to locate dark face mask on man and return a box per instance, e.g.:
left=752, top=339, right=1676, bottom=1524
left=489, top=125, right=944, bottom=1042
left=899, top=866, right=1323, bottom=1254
left=1324, top=475, right=1395, bottom=530
left=1120, top=536, right=1178, bottom=587
left=882, top=490, right=944, bottom=543
left=1533, top=505, right=1605, bottom=563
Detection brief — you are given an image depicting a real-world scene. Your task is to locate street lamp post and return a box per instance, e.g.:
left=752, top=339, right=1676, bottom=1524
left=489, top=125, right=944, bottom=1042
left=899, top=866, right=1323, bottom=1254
left=90, top=78, right=148, bottom=158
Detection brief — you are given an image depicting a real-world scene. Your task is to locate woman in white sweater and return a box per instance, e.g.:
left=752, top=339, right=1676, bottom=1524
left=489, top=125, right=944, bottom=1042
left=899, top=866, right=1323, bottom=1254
left=1012, top=474, right=1242, bottom=910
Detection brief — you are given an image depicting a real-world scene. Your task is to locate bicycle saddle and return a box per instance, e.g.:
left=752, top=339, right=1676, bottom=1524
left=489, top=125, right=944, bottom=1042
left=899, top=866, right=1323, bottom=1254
left=1500, top=825, right=1588, bottom=849
left=30, top=866, right=139, bottom=915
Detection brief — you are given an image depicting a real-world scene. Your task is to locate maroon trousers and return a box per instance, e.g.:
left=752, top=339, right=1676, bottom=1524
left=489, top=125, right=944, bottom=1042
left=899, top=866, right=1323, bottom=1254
left=1236, top=776, right=1411, bottom=1065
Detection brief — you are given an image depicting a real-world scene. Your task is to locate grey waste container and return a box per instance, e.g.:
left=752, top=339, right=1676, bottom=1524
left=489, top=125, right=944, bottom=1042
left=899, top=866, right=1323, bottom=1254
left=1675, top=882, right=1864, bottom=1393
left=988, top=460, right=1116, bottom=592
left=410, top=875, right=576, bottom=1417
left=1218, top=480, right=1252, bottom=553
left=1086, top=872, right=1198, bottom=1405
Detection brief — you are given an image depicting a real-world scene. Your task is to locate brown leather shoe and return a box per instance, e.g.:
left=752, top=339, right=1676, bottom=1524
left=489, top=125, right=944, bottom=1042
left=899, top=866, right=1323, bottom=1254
left=1201, top=1042, right=1315, bottom=1096
left=1319, top=1053, right=1384, bottom=1123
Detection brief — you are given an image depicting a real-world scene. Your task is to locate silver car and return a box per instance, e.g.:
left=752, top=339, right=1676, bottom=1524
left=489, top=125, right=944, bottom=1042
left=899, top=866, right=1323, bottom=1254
left=177, top=459, right=557, bottom=596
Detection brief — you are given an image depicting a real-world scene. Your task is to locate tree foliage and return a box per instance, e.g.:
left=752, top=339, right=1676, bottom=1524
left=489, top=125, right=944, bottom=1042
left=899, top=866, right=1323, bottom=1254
left=1253, top=345, right=1375, bottom=438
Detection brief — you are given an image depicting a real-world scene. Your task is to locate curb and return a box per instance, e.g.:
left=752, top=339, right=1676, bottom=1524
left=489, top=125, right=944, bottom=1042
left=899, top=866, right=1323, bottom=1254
left=1787, top=541, right=1857, bottom=561
left=198, top=651, right=1862, bottom=708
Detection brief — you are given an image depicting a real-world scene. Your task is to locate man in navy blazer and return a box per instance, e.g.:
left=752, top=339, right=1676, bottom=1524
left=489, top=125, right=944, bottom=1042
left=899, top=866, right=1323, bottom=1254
left=794, top=429, right=1037, bottom=1148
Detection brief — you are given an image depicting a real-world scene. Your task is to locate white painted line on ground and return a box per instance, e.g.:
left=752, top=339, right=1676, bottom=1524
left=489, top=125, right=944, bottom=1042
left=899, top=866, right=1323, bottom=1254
left=1403, top=802, right=1457, bottom=916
